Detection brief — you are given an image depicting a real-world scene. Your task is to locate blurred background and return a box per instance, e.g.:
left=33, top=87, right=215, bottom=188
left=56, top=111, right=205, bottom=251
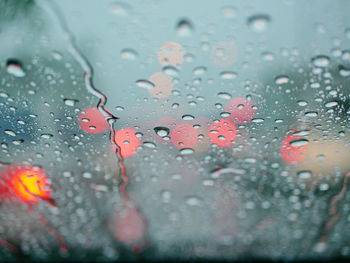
left=0, top=0, right=350, bottom=261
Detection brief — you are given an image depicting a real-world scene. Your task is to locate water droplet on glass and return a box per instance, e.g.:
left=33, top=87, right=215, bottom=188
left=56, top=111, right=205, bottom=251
left=180, top=148, right=195, bottom=155
left=247, top=14, right=270, bottom=32
left=64, top=98, right=78, bottom=106
left=325, top=101, right=338, bottom=108
left=297, top=170, right=312, bottom=179
left=311, top=55, right=330, bottom=67
left=290, top=138, right=309, bottom=147
left=143, top=142, right=157, bottom=149
left=6, top=59, right=26, bottom=77
left=220, top=71, right=237, bottom=79
left=136, top=79, right=155, bottom=89
left=252, top=118, right=264, bottom=123
left=182, top=114, right=195, bottom=120
left=192, top=66, right=207, bottom=75
left=275, top=75, right=290, bottom=85
left=217, top=92, right=232, bottom=100
left=154, top=126, right=170, bottom=137
left=176, top=18, right=194, bottom=37
left=40, top=133, right=53, bottom=139
left=304, top=111, right=318, bottom=117
left=339, top=65, right=350, bottom=77
left=162, top=65, right=180, bottom=77
left=297, top=100, right=308, bottom=106
left=120, top=49, right=138, bottom=60
left=4, top=129, right=16, bottom=137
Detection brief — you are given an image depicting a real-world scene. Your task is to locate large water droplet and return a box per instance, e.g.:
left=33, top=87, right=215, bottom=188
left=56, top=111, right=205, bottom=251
left=176, top=18, right=194, bottom=37
left=162, top=65, right=180, bottom=77
left=311, top=55, right=330, bottom=67
left=154, top=126, right=170, bottom=137
left=290, top=138, right=309, bottom=147
left=247, top=14, right=270, bottom=32
left=136, top=79, right=155, bottom=89
left=6, top=59, right=26, bottom=77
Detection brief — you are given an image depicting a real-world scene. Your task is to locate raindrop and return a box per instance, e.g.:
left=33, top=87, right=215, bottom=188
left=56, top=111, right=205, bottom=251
left=325, top=101, right=338, bottom=108
left=6, top=59, right=26, bottom=77
left=297, top=170, right=312, bottom=179
left=220, top=71, right=237, bottom=79
left=252, top=118, right=264, bottom=123
left=311, top=55, right=330, bottom=67
left=120, top=49, right=138, bottom=60
left=40, top=133, right=53, bottom=139
left=176, top=18, right=194, bottom=37
left=247, top=14, right=270, bottom=32
left=192, top=66, right=207, bottom=75
left=182, top=114, right=195, bottom=120
left=275, top=75, right=290, bottom=85
left=12, top=140, right=24, bottom=145
left=64, top=98, right=78, bottom=106
left=339, top=65, right=350, bottom=77
left=185, top=196, right=201, bottom=206
left=297, top=100, right=308, bottom=106
left=290, top=138, right=309, bottom=147
left=143, top=142, right=157, bottom=149
left=304, top=111, right=318, bottom=117
left=136, top=79, right=155, bottom=89
left=180, top=148, right=195, bottom=155
left=217, top=92, right=232, bottom=100
left=4, top=129, right=16, bottom=136
left=162, top=65, right=180, bottom=77
left=154, top=126, right=170, bottom=137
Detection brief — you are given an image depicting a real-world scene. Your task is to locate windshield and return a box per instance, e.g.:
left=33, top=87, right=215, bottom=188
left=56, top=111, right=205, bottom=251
left=0, top=0, right=350, bottom=262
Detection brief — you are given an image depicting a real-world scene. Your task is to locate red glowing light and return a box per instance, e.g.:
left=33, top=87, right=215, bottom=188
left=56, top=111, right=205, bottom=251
left=78, top=107, right=109, bottom=134
left=208, top=119, right=237, bottom=147
left=224, top=97, right=257, bottom=124
left=114, top=201, right=147, bottom=247
left=114, top=128, right=140, bottom=158
left=280, top=135, right=307, bottom=163
left=0, top=165, right=53, bottom=205
left=170, top=123, right=198, bottom=149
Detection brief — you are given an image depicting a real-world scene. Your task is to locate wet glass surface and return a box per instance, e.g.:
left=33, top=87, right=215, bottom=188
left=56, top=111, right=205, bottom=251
left=0, top=0, right=350, bottom=261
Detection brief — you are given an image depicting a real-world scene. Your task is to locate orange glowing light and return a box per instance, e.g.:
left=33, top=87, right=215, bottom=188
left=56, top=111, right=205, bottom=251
left=224, top=97, right=257, bottom=124
left=114, top=128, right=140, bottom=158
left=170, top=123, right=198, bottom=149
left=280, top=135, right=307, bottom=163
left=208, top=119, right=237, bottom=147
left=78, top=107, right=109, bottom=134
left=0, top=165, right=53, bottom=205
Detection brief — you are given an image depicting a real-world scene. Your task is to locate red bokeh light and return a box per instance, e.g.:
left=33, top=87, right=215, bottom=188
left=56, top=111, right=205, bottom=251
left=208, top=119, right=237, bottom=147
left=78, top=107, right=109, bottom=134
left=280, top=135, right=307, bottom=163
left=114, top=128, right=140, bottom=158
left=114, top=201, right=147, bottom=247
left=224, top=97, right=257, bottom=124
left=170, top=123, right=198, bottom=149
left=0, top=165, right=53, bottom=205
